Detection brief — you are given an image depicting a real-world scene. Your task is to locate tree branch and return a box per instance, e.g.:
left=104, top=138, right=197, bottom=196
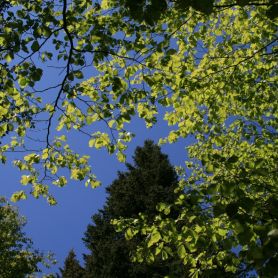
left=46, top=0, right=74, bottom=147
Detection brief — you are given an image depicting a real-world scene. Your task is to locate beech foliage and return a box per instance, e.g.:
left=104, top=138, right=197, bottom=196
left=0, top=1, right=277, bottom=276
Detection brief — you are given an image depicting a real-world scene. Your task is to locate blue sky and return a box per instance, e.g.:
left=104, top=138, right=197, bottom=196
left=0, top=114, right=192, bottom=275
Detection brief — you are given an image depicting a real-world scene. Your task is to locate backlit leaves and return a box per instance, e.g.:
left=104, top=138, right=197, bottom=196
left=0, top=1, right=277, bottom=275
left=147, top=230, right=161, bottom=248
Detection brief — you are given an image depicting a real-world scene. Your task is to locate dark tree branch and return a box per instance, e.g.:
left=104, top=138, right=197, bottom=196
left=214, top=2, right=274, bottom=9
left=17, top=27, right=63, bottom=66
left=46, top=0, right=74, bottom=147
left=200, top=37, right=278, bottom=81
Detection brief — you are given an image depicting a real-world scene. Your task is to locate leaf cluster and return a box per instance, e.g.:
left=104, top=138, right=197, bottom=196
left=116, top=0, right=277, bottom=25
left=0, top=197, right=47, bottom=277
left=0, top=1, right=277, bottom=276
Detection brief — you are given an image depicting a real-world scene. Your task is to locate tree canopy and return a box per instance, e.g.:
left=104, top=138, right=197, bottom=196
left=0, top=197, right=47, bottom=277
left=59, top=249, right=85, bottom=278
left=0, top=0, right=277, bottom=276
left=0, top=0, right=276, bottom=202
left=116, top=0, right=277, bottom=25
left=82, top=140, right=183, bottom=277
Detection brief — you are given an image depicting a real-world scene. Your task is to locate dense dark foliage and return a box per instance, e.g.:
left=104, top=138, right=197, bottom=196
left=118, top=0, right=277, bottom=25
left=61, top=141, right=183, bottom=277
left=60, top=249, right=85, bottom=278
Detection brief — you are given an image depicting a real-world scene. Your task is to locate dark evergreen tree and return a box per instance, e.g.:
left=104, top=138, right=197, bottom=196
left=60, top=249, right=85, bottom=278
left=82, top=140, right=184, bottom=277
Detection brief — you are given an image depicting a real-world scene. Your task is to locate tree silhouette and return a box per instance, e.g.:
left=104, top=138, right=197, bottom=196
left=82, top=140, right=184, bottom=277
left=60, top=249, right=85, bottom=278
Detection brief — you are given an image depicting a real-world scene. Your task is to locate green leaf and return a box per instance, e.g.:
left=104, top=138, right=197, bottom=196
left=31, top=68, right=43, bottom=81
left=161, top=250, right=168, bottom=260
left=177, top=245, right=186, bottom=259
left=156, top=202, right=171, bottom=215
left=117, top=152, right=126, bottom=162
left=11, top=191, right=27, bottom=202
left=21, top=175, right=31, bottom=185
left=125, top=228, right=135, bottom=240
left=74, top=70, right=84, bottom=79
left=148, top=230, right=161, bottom=247
left=31, top=40, right=40, bottom=52
left=53, top=176, right=67, bottom=187
left=18, top=77, right=28, bottom=87
left=88, top=138, right=95, bottom=147
left=5, top=53, right=14, bottom=63
left=218, top=229, right=227, bottom=236
left=268, top=229, right=278, bottom=238
left=86, top=178, right=101, bottom=188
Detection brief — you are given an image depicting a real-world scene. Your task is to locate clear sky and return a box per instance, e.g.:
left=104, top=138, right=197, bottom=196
left=0, top=114, right=193, bottom=275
